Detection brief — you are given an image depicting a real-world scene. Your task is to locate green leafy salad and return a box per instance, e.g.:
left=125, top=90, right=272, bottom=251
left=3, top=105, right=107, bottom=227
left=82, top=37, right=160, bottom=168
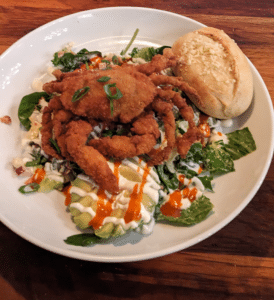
left=13, top=40, right=256, bottom=247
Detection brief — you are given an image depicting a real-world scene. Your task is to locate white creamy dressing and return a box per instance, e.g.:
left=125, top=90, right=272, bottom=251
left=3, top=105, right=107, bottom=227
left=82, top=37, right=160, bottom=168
left=69, top=159, right=161, bottom=234
left=209, top=129, right=229, bottom=144
left=180, top=176, right=204, bottom=207
left=162, top=175, right=205, bottom=211
left=44, top=162, right=64, bottom=183
left=70, top=186, right=99, bottom=201
left=221, top=119, right=233, bottom=128
left=179, top=160, right=201, bottom=173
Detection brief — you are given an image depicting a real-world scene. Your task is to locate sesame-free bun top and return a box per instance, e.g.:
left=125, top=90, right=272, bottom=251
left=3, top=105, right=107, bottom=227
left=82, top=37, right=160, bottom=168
left=172, top=27, right=253, bottom=119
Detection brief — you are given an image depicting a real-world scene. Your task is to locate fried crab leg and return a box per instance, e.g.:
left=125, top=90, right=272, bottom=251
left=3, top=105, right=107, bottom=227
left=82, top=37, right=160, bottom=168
left=65, top=120, right=119, bottom=194
left=52, top=109, right=74, bottom=160
left=87, top=112, right=160, bottom=159
left=147, top=98, right=176, bottom=166
left=41, top=96, right=64, bottom=160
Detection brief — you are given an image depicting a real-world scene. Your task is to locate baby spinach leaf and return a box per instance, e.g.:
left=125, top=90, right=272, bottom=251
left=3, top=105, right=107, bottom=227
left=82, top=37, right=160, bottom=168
left=52, top=49, right=101, bottom=72
left=18, top=92, right=50, bottom=130
left=64, top=233, right=104, bottom=246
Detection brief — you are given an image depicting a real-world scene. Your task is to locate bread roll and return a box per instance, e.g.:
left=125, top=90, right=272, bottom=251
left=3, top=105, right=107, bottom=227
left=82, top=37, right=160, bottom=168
left=172, top=27, right=253, bottom=119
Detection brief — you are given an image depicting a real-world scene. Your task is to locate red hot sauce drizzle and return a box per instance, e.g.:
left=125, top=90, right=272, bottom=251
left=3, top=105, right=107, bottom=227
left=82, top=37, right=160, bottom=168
left=24, top=168, right=46, bottom=185
left=88, top=160, right=121, bottom=230
left=198, top=112, right=210, bottom=142
left=124, top=163, right=150, bottom=224
left=63, top=185, right=72, bottom=206
left=160, top=190, right=182, bottom=218
left=160, top=173, right=198, bottom=217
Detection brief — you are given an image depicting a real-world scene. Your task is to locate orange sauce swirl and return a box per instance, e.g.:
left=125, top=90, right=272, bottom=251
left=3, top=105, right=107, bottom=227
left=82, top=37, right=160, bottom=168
left=24, top=168, right=46, bottom=185
left=160, top=190, right=182, bottom=218
left=160, top=186, right=198, bottom=217
left=124, top=164, right=150, bottom=224
left=88, top=161, right=121, bottom=230
left=63, top=185, right=72, bottom=206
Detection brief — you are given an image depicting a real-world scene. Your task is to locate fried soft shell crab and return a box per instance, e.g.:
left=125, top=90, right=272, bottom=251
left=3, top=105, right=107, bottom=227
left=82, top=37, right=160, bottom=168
left=41, top=48, right=203, bottom=194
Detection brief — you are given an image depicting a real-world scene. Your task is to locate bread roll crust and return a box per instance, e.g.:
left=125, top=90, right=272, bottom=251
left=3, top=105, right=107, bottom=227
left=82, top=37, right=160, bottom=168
left=172, top=27, right=253, bottom=119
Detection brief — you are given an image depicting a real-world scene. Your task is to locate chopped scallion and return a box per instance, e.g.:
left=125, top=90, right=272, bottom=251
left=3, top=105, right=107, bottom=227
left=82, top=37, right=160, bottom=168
left=103, top=83, right=123, bottom=116
left=97, top=76, right=111, bottom=82
left=72, top=86, right=90, bottom=102
left=19, top=182, right=40, bottom=194
left=120, top=28, right=139, bottom=56
left=49, top=138, right=61, bottom=154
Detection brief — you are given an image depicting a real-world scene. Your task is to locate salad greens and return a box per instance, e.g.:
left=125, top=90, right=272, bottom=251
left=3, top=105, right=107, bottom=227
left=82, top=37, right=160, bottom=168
left=18, top=92, right=51, bottom=130
left=156, top=195, right=213, bottom=226
left=130, top=46, right=171, bottom=62
left=64, top=233, right=104, bottom=246
left=15, top=42, right=257, bottom=247
left=51, top=48, right=102, bottom=72
left=224, top=128, right=257, bottom=160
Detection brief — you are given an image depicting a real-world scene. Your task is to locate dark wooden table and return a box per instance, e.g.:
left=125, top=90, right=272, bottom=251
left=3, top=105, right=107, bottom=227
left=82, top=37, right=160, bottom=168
left=1, top=1, right=274, bottom=299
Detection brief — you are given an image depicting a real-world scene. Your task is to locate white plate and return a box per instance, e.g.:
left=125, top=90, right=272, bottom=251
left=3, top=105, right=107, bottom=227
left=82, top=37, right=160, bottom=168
left=0, top=7, right=273, bottom=263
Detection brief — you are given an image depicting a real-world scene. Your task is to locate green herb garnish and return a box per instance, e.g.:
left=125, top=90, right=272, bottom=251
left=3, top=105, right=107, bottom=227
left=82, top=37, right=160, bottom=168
left=112, top=55, right=120, bottom=65
left=120, top=28, right=139, bottom=56
left=103, top=83, right=123, bottom=116
left=97, top=76, right=111, bottom=83
left=19, top=182, right=40, bottom=194
left=72, top=86, right=90, bottom=102
left=49, top=138, right=61, bottom=154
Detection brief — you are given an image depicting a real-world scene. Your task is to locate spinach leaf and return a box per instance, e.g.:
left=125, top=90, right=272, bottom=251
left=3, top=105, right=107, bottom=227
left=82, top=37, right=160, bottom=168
left=156, top=195, right=213, bottom=226
left=64, top=233, right=104, bottom=246
left=52, top=49, right=101, bottom=72
left=224, top=127, right=256, bottom=160
left=203, top=141, right=235, bottom=175
left=18, top=92, right=50, bottom=130
left=155, top=164, right=179, bottom=192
